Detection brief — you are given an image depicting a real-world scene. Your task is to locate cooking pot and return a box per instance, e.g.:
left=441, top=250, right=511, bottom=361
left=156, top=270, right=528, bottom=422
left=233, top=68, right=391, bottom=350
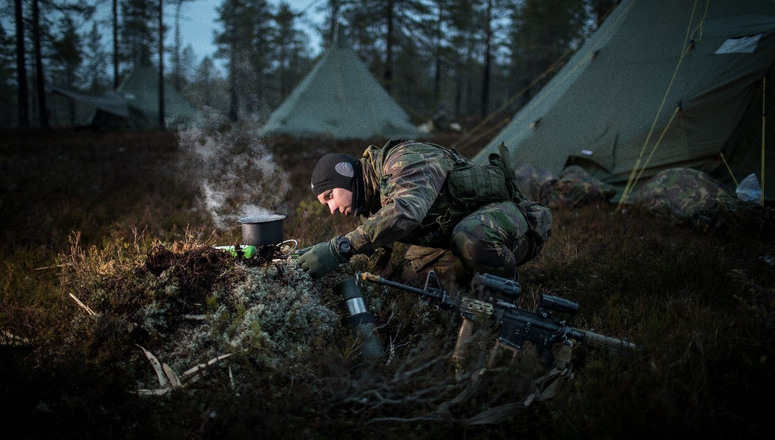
left=239, top=214, right=285, bottom=246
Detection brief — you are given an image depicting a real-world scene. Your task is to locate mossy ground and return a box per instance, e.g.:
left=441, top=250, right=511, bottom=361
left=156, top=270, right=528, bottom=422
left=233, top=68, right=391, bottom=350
left=1, top=128, right=773, bottom=439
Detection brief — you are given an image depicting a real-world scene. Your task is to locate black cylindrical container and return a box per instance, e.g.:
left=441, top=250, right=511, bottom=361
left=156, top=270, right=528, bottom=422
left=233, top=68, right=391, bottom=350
left=239, top=214, right=285, bottom=246
left=335, top=278, right=385, bottom=364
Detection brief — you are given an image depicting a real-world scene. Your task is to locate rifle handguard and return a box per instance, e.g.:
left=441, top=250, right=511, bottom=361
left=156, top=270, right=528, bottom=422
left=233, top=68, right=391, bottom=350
left=460, top=296, right=494, bottom=317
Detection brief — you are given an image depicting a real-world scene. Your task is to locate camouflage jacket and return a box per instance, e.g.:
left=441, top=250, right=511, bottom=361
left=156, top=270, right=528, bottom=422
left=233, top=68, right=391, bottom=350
left=345, top=140, right=461, bottom=253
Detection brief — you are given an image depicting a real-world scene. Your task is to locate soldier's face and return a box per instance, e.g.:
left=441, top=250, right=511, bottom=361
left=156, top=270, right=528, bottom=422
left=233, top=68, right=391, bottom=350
left=317, top=187, right=353, bottom=216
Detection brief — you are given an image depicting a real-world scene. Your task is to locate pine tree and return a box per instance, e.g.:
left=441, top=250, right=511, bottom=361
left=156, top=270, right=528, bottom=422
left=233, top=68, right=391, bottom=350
left=121, top=0, right=158, bottom=66
left=215, top=0, right=276, bottom=121
left=83, top=21, right=110, bottom=92
left=0, top=21, right=17, bottom=127
left=170, top=0, right=196, bottom=91
left=507, top=0, right=590, bottom=109
left=273, top=1, right=312, bottom=103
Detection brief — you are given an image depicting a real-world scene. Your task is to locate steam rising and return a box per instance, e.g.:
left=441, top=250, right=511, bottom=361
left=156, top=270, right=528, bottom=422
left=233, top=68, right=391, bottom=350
left=176, top=114, right=290, bottom=229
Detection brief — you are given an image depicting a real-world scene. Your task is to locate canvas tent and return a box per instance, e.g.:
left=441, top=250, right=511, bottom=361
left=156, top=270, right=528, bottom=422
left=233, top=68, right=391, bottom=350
left=51, top=63, right=198, bottom=129
left=260, top=39, right=424, bottom=140
left=474, top=0, right=775, bottom=203
left=50, top=88, right=130, bottom=123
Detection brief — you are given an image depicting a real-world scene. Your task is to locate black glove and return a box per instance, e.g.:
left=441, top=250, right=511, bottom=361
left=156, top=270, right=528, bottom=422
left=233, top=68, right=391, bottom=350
left=297, top=236, right=351, bottom=279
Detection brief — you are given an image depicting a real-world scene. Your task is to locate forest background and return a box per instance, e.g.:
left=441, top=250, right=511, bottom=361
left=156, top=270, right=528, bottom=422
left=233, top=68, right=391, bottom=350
left=1, top=0, right=616, bottom=130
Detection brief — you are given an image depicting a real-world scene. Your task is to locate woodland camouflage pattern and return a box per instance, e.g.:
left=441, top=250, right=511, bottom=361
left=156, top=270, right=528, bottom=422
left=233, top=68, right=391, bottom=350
left=344, top=140, right=540, bottom=280
left=450, top=201, right=530, bottom=279
left=548, top=165, right=618, bottom=207
left=515, top=164, right=617, bottom=208
left=632, top=168, right=775, bottom=231
left=515, top=164, right=558, bottom=202
left=346, top=140, right=455, bottom=251
left=632, top=168, right=739, bottom=219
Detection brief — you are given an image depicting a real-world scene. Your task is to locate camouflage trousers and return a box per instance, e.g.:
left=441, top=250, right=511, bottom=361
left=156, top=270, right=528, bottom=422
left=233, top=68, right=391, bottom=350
left=392, top=201, right=533, bottom=286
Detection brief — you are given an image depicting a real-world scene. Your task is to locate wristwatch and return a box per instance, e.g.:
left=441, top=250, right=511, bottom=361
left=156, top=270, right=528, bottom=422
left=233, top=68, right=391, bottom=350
left=336, top=236, right=354, bottom=259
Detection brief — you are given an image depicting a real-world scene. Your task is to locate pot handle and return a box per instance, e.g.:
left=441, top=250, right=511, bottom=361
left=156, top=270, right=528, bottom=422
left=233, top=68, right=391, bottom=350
left=277, top=239, right=299, bottom=259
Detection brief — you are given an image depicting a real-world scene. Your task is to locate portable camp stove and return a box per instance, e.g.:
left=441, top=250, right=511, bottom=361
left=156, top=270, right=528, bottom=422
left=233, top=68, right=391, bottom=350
left=215, top=239, right=298, bottom=265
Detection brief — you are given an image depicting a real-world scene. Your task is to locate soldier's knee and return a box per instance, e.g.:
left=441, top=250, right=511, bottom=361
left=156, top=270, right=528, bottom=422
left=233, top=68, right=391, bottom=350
left=450, top=231, right=517, bottom=280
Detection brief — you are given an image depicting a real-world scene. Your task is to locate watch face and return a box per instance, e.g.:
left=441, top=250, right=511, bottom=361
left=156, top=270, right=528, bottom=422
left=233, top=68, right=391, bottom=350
left=338, top=238, right=352, bottom=255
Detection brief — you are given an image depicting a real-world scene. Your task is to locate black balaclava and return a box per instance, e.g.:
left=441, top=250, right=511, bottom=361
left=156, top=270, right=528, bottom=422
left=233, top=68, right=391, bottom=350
left=310, top=153, right=366, bottom=215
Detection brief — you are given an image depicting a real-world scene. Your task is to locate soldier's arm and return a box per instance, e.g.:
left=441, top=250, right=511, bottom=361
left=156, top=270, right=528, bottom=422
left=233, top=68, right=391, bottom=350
left=346, top=145, right=450, bottom=253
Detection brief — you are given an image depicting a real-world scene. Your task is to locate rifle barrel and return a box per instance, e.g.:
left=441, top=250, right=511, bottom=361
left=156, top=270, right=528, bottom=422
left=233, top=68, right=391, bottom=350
left=574, top=328, right=637, bottom=352
left=356, top=272, right=443, bottom=301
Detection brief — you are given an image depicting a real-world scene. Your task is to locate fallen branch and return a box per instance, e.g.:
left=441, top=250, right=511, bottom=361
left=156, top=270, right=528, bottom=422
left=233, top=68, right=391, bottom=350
left=34, top=262, right=74, bottom=271
left=137, top=345, right=169, bottom=388
left=69, top=293, right=97, bottom=316
left=181, top=354, right=233, bottom=384
left=136, top=346, right=232, bottom=396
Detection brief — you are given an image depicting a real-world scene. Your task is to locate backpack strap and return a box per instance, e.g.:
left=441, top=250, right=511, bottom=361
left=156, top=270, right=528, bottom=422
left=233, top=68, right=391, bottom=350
left=488, top=142, right=528, bottom=203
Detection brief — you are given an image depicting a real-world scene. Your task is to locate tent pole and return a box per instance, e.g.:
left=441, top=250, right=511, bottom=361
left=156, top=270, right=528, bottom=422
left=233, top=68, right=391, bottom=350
left=719, top=153, right=739, bottom=187
left=761, top=77, right=766, bottom=206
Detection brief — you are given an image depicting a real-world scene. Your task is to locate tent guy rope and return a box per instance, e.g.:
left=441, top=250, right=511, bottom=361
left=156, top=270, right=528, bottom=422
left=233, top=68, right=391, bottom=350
left=617, top=0, right=709, bottom=209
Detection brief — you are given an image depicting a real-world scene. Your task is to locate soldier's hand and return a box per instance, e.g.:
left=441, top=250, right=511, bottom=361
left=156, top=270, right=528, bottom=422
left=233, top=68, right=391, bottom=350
left=297, top=237, right=349, bottom=279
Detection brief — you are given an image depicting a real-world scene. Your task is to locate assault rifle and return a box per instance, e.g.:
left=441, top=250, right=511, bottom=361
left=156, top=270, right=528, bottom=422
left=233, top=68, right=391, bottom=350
left=356, top=271, right=637, bottom=368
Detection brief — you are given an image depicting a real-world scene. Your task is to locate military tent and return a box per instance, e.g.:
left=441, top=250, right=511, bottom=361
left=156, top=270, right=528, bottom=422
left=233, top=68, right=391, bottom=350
left=49, top=88, right=129, bottom=125
left=51, top=63, right=198, bottom=129
left=260, top=39, right=424, bottom=140
left=474, top=0, right=775, bottom=203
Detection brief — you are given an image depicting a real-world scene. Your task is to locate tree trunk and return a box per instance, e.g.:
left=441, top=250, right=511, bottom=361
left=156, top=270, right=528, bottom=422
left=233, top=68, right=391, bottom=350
left=158, top=0, right=165, bottom=129
left=113, top=0, right=119, bottom=89
left=384, top=0, right=395, bottom=93
left=329, top=0, right=340, bottom=46
left=480, top=0, right=492, bottom=117
left=173, top=1, right=182, bottom=90
left=32, top=0, right=48, bottom=128
left=279, top=45, right=287, bottom=99
left=228, top=45, right=238, bottom=122
left=454, top=60, right=462, bottom=115
left=433, top=1, right=443, bottom=107
left=14, top=0, right=29, bottom=128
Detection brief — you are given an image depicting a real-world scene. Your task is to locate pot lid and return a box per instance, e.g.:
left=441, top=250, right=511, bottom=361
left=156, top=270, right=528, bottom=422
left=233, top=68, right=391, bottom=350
left=238, top=214, right=286, bottom=224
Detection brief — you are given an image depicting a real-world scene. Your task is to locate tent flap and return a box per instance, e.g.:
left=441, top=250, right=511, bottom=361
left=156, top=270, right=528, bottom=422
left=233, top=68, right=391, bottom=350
left=51, top=87, right=129, bottom=118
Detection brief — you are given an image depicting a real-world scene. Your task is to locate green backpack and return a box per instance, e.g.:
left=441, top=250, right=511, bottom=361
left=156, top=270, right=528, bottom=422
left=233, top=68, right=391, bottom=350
left=445, top=142, right=552, bottom=248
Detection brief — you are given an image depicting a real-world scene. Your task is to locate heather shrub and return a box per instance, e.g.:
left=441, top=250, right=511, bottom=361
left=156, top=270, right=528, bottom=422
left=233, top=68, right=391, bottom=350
left=54, top=233, right=345, bottom=392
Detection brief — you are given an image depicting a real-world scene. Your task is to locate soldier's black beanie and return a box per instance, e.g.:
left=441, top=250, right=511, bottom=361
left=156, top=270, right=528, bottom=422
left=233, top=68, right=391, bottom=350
left=310, top=153, right=359, bottom=196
